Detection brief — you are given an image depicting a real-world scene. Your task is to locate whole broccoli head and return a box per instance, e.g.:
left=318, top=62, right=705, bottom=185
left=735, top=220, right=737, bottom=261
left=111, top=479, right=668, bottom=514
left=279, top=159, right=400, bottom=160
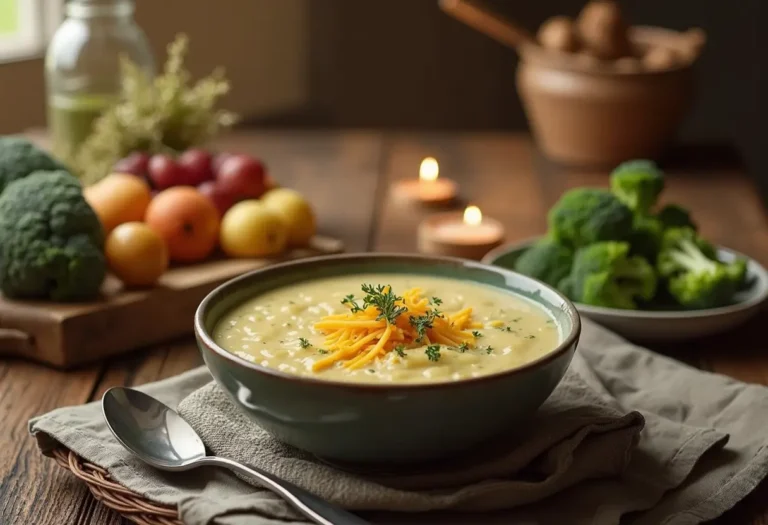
left=0, top=136, right=68, bottom=194
left=610, top=159, right=665, bottom=215
left=548, top=188, right=634, bottom=248
left=657, top=204, right=697, bottom=232
left=514, top=239, right=573, bottom=287
left=657, top=227, right=746, bottom=309
left=569, top=241, right=657, bottom=309
left=0, top=170, right=106, bottom=301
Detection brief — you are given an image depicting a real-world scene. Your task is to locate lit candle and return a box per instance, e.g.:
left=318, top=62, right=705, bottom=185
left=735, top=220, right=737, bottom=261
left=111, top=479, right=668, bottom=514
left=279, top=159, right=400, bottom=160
left=418, top=206, right=505, bottom=260
left=393, top=157, right=458, bottom=206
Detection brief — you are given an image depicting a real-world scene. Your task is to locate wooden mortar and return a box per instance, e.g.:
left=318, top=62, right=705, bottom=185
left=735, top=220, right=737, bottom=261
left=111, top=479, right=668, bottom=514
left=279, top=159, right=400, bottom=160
left=517, top=26, right=700, bottom=167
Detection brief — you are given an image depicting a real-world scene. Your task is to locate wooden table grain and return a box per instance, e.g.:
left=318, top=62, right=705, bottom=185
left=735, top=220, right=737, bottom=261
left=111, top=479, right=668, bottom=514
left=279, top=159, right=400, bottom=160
left=1, top=130, right=767, bottom=525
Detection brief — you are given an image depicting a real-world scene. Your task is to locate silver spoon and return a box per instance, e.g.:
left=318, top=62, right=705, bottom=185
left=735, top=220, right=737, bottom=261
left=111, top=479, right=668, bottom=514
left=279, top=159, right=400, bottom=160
left=102, top=386, right=370, bottom=525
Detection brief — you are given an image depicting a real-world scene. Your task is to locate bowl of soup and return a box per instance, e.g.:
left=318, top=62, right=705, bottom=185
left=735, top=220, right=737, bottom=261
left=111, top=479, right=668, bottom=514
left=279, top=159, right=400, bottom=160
left=195, top=253, right=580, bottom=464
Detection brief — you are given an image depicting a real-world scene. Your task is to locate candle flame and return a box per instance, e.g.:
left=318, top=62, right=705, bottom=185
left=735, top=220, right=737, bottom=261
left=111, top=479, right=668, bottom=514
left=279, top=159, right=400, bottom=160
left=419, top=157, right=439, bottom=182
left=463, top=206, right=482, bottom=226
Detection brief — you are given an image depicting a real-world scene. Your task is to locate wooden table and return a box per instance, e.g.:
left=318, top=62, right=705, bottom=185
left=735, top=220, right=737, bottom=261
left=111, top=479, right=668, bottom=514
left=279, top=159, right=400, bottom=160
left=2, top=130, right=767, bottom=524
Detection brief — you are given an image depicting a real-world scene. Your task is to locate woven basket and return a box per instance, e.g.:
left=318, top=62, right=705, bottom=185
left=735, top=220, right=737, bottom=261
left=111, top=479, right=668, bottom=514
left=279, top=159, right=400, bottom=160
left=52, top=448, right=181, bottom=525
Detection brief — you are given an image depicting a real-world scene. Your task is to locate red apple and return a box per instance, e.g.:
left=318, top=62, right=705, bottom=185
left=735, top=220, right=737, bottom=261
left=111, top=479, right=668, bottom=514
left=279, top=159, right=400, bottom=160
left=113, top=152, right=150, bottom=177
left=198, top=180, right=237, bottom=216
left=178, top=149, right=214, bottom=186
left=215, top=154, right=266, bottom=198
left=147, top=154, right=185, bottom=189
left=212, top=152, right=233, bottom=175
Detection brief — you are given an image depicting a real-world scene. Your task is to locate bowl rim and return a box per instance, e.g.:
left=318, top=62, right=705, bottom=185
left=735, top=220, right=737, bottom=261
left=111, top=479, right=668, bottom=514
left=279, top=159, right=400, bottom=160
left=482, top=237, right=768, bottom=320
left=194, top=252, right=581, bottom=392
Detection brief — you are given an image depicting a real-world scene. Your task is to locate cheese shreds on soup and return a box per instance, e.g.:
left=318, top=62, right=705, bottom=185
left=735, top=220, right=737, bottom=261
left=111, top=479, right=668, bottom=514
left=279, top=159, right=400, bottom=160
left=212, top=274, right=560, bottom=384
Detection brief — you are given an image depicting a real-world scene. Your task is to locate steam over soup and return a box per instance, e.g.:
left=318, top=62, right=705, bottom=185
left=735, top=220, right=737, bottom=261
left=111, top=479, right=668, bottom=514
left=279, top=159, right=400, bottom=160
left=212, top=274, right=560, bottom=384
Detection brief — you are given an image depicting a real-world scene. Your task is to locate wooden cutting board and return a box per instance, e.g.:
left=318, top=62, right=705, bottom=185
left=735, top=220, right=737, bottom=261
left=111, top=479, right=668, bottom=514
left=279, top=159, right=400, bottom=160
left=0, top=236, right=343, bottom=369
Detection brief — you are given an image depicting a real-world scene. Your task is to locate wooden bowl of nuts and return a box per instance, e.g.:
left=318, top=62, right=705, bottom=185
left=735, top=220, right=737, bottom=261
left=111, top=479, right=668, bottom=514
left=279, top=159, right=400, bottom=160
left=440, top=0, right=706, bottom=168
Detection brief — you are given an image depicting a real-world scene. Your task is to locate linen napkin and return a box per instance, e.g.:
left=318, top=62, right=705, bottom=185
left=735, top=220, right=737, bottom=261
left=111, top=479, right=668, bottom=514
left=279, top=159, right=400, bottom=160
left=29, top=318, right=768, bottom=525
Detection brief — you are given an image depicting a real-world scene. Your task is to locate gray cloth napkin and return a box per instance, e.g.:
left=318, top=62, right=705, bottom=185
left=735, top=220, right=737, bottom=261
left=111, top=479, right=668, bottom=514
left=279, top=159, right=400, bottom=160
left=29, top=319, right=768, bottom=525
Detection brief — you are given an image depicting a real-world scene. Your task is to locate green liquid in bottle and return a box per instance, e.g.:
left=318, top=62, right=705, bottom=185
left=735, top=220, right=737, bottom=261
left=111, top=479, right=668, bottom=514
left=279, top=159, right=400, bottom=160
left=47, top=94, right=117, bottom=157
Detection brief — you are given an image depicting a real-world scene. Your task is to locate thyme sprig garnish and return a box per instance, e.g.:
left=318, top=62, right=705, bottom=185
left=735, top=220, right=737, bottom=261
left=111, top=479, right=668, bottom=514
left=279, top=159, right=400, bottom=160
left=425, top=344, right=441, bottom=362
left=341, top=294, right=363, bottom=313
left=360, top=284, right=407, bottom=324
left=409, top=308, right=443, bottom=342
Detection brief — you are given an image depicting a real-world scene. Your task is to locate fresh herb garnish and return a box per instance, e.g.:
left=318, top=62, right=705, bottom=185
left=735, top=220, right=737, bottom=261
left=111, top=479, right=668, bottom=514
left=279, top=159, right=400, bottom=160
left=409, top=309, right=442, bottom=342
left=430, top=296, right=443, bottom=306
left=341, top=294, right=363, bottom=313
left=512, top=317, right=522, bottom=323
left=485, top=345, right=494, bottom=354
left=525, top=334, right=536, bottom=340
left=457, top=342, right=470, bottom=353
left=472, top=330, right=483, bottom=338
left=361, top=284, right=407, bottom=324
left=317, top=348, right=329, bottom=354
left=498, top=325, right=516, bottom=333
left=394, top=344, right=406, bottom=358
left=367, top=369, right=376, bottom=374
left=425, top=344, right=441, bottom=362
left=298, top=337, right=311, bottom=348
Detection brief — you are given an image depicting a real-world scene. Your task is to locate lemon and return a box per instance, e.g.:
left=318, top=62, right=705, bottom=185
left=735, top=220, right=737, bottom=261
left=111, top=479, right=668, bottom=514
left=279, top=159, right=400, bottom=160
left=261, top=188, right=316, bottom=247
left=220, top=200, right=288, bottom=258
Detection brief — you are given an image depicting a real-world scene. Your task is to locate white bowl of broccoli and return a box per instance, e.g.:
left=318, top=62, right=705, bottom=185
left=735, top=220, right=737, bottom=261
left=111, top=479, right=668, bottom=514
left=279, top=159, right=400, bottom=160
left=482, top=160, right=768, bottom=342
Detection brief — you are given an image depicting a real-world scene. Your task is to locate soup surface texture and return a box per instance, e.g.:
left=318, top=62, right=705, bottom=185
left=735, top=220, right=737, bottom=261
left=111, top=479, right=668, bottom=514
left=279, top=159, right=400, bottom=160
left=212, top=274, right=559, bottom=384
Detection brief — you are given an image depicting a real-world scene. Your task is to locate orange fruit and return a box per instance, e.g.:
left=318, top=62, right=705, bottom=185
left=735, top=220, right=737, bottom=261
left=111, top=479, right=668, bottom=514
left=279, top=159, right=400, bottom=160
left=84, top=173, right=152, bottom=234
left=105, top=222, right=169, bottom=287
left=145, top=186, right=220, bottom=262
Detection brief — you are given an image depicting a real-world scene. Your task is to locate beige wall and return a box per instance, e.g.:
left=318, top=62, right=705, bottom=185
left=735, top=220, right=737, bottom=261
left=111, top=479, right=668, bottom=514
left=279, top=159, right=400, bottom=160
left=0, top=0, right=310, bottom=134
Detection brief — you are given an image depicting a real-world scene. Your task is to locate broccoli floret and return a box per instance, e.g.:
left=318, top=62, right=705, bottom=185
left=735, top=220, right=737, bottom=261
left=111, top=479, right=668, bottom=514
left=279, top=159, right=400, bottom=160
left=514, top=239, right=573, bottom=287
left=610, top=160, right=665, bottom=215
left=0, top=136, right=67, bottom=194
left=548, top=188, right=634, bottom=248
left=569, top=242, right=657, bottom=309
left=628, top=214, right=664, bottom=261
left=0, top=170, right=106, bottom=301
left=657, top=227, right=747, bottom=309
left=657, top=204, right=697, bottom=232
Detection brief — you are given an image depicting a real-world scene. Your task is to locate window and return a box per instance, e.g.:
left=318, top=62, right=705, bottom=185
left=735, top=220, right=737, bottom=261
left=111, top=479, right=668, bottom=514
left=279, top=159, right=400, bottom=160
left=0, top=0, right=62, bottom=63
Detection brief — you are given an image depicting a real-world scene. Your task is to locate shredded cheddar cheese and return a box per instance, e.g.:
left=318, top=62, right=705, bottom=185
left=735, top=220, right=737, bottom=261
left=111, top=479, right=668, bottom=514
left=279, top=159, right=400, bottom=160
left=312, top=287, right=479, bottom=371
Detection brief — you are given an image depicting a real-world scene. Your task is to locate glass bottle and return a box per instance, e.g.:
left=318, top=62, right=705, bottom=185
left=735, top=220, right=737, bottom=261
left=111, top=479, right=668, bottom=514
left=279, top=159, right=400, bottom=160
left=45, top=0, right=154, bottom=157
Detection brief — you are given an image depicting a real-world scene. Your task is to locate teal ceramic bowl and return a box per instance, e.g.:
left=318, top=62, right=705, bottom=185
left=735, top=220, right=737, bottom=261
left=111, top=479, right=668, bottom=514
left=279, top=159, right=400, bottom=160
left=194, top=254, right=580, bottom=464
left=483, top=238, right=768, bottom=342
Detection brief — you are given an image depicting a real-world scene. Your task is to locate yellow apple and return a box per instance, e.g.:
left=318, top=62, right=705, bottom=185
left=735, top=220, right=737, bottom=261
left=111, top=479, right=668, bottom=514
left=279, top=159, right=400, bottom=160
left=261, top=188, right=316, bottom=247
left=220, top=200, right=288, bottom=258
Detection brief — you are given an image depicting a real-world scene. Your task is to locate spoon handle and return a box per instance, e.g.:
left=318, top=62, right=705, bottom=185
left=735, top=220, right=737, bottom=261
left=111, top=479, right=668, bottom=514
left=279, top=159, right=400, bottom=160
left=198, top=456, right=371, bottom=525
left=438, top=0, right=535, bottom=50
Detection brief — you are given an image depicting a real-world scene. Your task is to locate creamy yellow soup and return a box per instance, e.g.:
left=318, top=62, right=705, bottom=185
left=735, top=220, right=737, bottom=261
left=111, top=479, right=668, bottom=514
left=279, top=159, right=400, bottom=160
left=212, top=274, right=560, bottom=384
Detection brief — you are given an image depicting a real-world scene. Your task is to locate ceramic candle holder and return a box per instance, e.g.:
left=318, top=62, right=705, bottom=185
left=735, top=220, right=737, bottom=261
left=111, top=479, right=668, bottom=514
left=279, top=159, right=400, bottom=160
left=392, top=156, right=458, bottom=207
left=418, top=209, right=505, bottom=260
left=393, top=178, right=458, bottom=207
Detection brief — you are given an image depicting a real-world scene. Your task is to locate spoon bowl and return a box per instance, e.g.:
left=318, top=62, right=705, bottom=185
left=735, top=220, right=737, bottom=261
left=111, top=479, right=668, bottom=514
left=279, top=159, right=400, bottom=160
left=103, top=387, right=206, bottom=470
